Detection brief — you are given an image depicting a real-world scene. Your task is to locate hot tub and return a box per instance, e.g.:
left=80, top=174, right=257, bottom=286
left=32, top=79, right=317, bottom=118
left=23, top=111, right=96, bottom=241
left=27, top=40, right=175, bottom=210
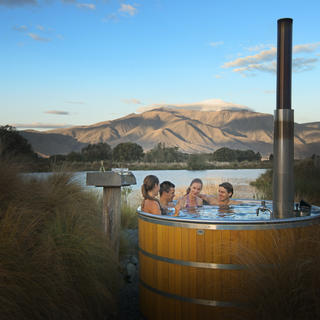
left=138, top=201, right=320, bottom=320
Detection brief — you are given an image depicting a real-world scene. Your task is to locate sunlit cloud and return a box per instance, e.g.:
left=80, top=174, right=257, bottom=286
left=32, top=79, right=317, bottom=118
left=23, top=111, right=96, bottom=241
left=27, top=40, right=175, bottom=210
left=11, top=122, right=72, bottom=129
left=0, top=0, right=37, bottom=7
left=119, top=3, right=138, bottom=16
left=77, top=3, right=96, bottom=10
left=234, top=62, right=276, bottom=76
left=13, top=25, right=28, bottom=31
left=222, top=48, right=277, bottom=68
left=137, top=98, right=253, bottom=113
left=27, top=33, right=51, bottom=42
left=293, top=42, right=320, bottom=53
left=223, top=42, right=320, bottom=77
left=209, top=41, right=223, bottom=47
left=122, top=98, right=143, bottom=104
left=45, top=110, right=70, bottom=115
left=214, top=74, right=222, bottom=79
left=36, top=25, right=44, bottom=31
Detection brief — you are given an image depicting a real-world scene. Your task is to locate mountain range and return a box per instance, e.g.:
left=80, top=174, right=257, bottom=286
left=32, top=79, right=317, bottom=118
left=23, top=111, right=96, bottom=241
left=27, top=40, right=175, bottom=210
left=20, top=108, right=320, bottom=158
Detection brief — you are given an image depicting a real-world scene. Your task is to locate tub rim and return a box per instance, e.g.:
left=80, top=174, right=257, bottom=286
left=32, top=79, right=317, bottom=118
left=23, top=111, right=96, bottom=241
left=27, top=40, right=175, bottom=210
left=137, top=201, right=320, bottom=230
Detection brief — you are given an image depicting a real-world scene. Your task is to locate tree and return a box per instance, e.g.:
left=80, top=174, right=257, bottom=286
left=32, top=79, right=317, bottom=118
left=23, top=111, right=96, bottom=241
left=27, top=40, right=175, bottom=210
left=144, top=143, right=187, bottom=163
left=187, top=154, right=207, bottom=170
left=211, top=147, right=262, bottom=162
left=81, top=143, right=112, bottom=161
left=113, top=142, right=144, bottom=162
left=0, top=125, right=38, bottom=160
left=211, top=147, right=237, bottom=162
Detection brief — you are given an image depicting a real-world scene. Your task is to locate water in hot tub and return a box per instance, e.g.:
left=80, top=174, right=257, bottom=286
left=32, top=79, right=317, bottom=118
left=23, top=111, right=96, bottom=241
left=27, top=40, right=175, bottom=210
left=165, top=200, right=320, bottom=221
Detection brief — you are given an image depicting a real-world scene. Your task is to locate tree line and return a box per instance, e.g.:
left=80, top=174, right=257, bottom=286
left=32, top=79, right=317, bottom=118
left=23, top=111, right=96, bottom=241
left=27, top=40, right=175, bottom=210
left=1, top=126, right=264, bottom=169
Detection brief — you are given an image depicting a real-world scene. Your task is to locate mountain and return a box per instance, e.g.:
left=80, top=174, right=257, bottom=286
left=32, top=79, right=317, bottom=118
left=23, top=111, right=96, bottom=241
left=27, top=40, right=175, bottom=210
left=20, top=108, right=320, bottom=158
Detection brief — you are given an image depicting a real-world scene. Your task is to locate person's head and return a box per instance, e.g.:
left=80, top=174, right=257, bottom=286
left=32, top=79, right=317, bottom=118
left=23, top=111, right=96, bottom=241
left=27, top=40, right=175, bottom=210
left=141, top=175, right=160, bottom=199
left=186, top=178, right=203, bottom=196
left=218, top=182, right=233, bottom=202
left=160, top=181, right=175, bottom=202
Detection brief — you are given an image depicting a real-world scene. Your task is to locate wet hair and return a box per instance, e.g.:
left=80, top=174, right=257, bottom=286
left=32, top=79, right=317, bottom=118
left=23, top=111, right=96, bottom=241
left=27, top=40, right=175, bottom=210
left=141, top=175, right=159, bottom=200
left=219, top=182, right=234, bottom=197
left=186, top=178, right=203, bottom=194
left=160, top=181, right=175, bottom=196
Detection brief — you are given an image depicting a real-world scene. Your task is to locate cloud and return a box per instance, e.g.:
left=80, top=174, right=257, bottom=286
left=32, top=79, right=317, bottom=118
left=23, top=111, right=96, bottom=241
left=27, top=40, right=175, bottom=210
left=137, top=98, right=253, bottom=113
left=223, top=42, right=320, bottom=77
left=36, top=25, right=44, bottom=31
left=293, top=42, right=320, bottom=53
left=0, top=0, right=37, bottom=7
left=209, top=41, right=223, bottom=47
left=293, top=57, right=318, bottom=72
left=28, top=32, right=51, bottom=42
left=13, top=25, right=28, bottom=31
left=77, top=3, right=96, bottom=10
left=122, top=98, right=143, bottom=104
left=234, top=61, right=276, bottom=76
left=245, top=44, right=272, bottom=52
left=119, top=3, right=138, bottom=16
left=11, top=122, right=72, bottom=129
left=222, top=47, right=277, bottom=68
left=214, top=74, right=222, bottom=79
left=45, top=110, right=70, bottom=115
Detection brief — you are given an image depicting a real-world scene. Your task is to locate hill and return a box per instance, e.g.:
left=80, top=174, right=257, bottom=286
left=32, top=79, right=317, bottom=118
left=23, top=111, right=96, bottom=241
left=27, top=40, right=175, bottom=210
left=20, top=108, right=320, bottom=158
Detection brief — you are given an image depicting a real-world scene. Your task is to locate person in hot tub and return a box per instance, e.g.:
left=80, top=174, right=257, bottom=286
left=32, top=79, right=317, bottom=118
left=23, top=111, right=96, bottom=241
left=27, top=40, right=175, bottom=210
left=199, top=182, right=238, bottom=207
left=175, top=178, right=203, bottom=215
left=141, top=175, right=165, bottom=215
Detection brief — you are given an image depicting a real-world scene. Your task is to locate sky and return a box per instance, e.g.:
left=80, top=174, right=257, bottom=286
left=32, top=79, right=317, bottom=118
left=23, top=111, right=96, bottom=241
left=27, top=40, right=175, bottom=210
left=1, top=0, right=320, bottom=130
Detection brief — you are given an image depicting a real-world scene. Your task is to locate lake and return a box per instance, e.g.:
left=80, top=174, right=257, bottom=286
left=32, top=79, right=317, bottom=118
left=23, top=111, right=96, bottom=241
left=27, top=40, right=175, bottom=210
left=28, top=169, right=266, bottom=201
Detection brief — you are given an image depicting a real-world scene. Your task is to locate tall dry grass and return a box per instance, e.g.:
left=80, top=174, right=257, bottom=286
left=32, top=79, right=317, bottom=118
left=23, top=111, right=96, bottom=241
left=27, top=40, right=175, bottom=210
left=0, top=161, right=121, bottom=320
left=234, top=229, right=320, bottom=320
left=251, top=159, right=320, bottom=205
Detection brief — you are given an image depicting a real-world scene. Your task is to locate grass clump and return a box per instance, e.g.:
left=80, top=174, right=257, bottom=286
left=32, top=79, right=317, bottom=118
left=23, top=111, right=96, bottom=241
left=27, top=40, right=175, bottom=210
left=236, top=230, right=320, bottom=319
left=0, top=161, right=121, bottom=320
left=250, top=159, right=320, bottom=205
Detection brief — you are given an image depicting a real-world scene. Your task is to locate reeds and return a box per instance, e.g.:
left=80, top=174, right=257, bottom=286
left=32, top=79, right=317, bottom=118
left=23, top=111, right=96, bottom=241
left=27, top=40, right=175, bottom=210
left=0, top=161, right=121, bottom=320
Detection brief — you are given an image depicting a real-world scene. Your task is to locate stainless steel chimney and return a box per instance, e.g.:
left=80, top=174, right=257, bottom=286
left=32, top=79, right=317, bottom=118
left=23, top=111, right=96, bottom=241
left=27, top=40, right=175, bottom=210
left=272, top=18, right=294, bottom=219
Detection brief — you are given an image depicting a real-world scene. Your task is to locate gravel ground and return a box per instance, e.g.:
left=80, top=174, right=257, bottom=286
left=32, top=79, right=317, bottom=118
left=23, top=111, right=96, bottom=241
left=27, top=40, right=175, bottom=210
left=117, top=229, right=143, bottom=320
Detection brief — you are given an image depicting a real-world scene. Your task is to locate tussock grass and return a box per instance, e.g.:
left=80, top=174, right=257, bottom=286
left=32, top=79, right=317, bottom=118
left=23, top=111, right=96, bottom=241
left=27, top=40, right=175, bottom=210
left=0, top=161, right=121, bottom=320
left=234, top=230, right=320, bottom=319
left=251, top=159, right=320, bottom=205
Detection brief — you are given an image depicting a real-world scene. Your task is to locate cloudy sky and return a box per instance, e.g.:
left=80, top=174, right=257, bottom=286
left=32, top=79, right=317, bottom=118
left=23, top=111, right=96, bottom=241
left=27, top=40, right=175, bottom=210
left=1, top=0, right=320, bottom=130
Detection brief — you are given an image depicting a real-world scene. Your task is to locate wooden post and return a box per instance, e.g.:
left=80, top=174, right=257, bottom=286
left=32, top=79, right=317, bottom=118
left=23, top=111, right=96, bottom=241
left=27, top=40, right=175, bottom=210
left=86, top=171, right=136, bottom=256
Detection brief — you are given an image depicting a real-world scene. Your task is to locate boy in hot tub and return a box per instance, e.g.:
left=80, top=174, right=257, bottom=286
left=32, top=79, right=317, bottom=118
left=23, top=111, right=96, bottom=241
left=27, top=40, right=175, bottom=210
left=199, top=182, right=239, bottom=207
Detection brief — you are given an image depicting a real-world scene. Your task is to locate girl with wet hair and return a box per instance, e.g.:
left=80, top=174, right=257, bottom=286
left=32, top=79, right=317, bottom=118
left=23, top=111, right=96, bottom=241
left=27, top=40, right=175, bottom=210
left=141, top=175, right=162, bottom=215
left=175, top=178, right=203, bottom=214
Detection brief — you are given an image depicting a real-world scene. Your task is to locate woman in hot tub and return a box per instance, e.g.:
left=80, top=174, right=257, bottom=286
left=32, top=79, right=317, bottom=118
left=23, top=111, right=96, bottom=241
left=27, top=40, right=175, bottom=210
left=175, top=178, right=203, bottom=215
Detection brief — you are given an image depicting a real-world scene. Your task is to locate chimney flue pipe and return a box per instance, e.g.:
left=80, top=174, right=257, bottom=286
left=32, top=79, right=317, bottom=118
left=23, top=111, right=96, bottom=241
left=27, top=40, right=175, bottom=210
left=272, top=18, right=294, bottom=219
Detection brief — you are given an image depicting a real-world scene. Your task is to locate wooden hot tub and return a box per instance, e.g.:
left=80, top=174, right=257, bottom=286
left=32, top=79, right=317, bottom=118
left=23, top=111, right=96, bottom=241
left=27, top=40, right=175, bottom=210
left=138, top=203, right=320, bottom=319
